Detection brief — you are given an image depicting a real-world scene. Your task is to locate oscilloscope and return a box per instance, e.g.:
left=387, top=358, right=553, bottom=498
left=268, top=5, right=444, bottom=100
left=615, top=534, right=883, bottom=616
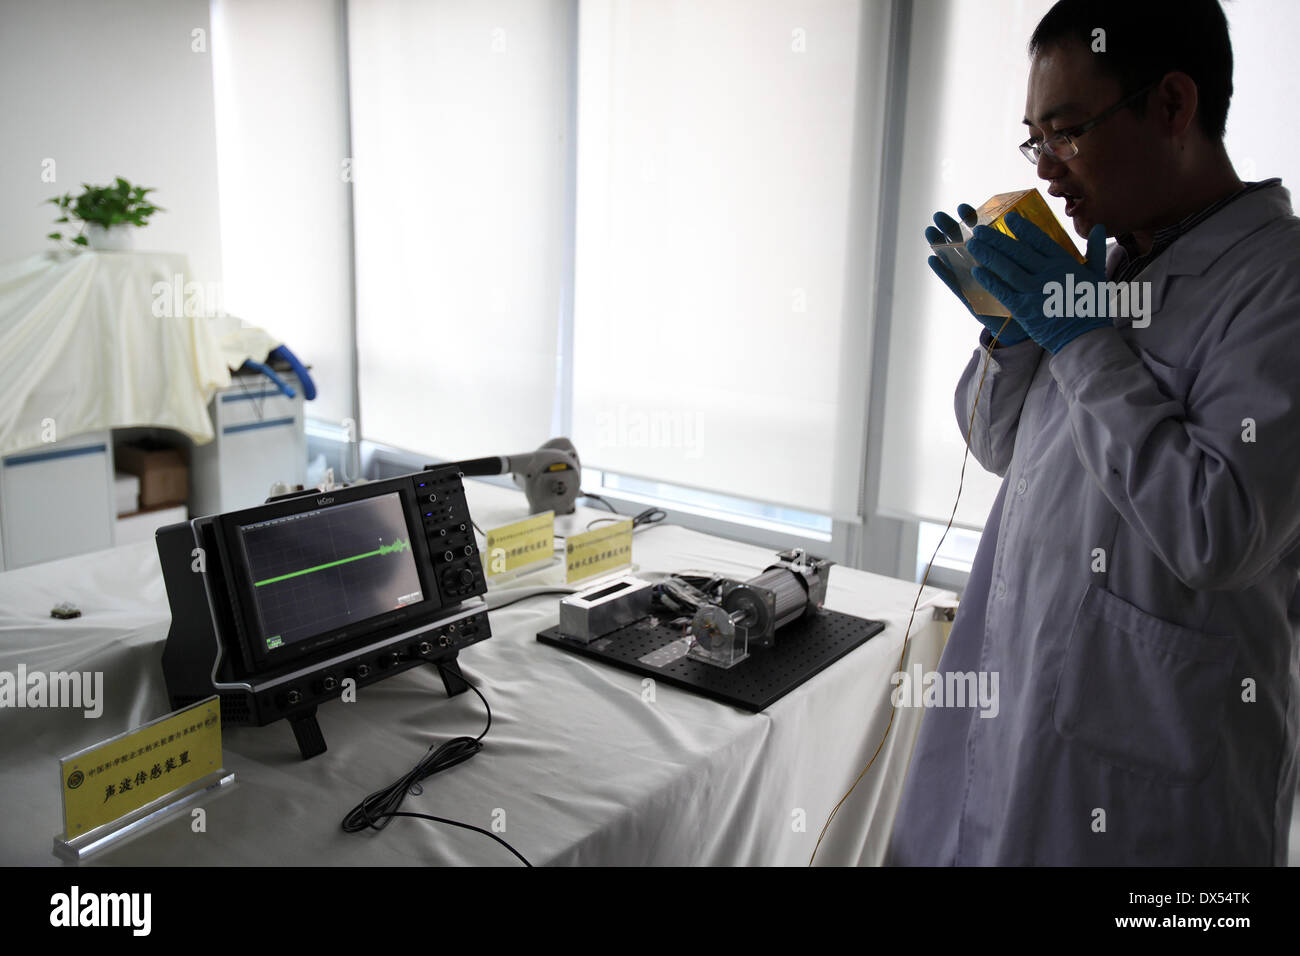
left=157, top=467, right=490, bottom=759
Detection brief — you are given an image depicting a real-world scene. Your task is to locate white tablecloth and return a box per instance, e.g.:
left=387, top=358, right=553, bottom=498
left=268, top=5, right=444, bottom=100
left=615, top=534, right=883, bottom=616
left=0, top=251, right=277, bottom=456
left=0, top=480, right=952, bottom=866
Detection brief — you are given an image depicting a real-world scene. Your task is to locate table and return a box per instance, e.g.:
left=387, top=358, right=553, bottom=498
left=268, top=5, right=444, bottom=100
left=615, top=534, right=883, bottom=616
left=0, top=480, right=952, bottom=866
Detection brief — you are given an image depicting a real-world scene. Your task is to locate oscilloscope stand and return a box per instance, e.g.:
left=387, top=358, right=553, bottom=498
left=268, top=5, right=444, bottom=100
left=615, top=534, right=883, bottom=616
left=284, top=655, right=467, bottom=759
left=278, top=649, right=474, bottom=759
left=271, top=654, right=471, bottom=760
left=436, top=657, right=471, bottom=697
left=289, top=706, right=327, bottom=759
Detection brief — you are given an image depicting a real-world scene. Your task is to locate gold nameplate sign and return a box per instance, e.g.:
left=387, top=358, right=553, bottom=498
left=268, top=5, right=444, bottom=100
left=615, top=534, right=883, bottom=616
left=484, top=511, right=555, bottom=577
left=565, top=519, right=634, bottom=585
left=55, top=696, right=232, bottom=860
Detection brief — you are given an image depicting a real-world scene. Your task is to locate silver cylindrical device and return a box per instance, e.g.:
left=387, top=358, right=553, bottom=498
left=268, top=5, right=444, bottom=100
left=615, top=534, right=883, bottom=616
left=744, top=567, right=807, bottom=629
left=718, top=566, right=809, bottom=646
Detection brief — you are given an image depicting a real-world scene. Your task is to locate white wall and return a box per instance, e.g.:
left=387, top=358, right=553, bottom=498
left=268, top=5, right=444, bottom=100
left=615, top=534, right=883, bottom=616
left=0, top=0, right=224, bottom=281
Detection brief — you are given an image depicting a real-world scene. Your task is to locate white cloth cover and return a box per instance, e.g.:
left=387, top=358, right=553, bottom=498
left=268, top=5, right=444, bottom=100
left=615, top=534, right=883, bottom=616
left=0, top=481, right=952, bottom=866
left=0, top=251, right=278, bottom=456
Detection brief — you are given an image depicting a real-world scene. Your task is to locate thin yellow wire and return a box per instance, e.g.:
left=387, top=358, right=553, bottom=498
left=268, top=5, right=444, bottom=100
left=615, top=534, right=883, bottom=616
left=809, top=314, right=1013, bottom=866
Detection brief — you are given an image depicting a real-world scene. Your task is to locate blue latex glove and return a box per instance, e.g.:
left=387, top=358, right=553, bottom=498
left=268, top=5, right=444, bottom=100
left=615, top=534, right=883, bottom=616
left=966, top=211, right=1110, bottom=354
left=926, top=203, right=1030, bottom=347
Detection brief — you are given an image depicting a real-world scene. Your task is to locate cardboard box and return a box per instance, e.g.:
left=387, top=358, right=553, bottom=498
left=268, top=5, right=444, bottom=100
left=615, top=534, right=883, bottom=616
left=114, top=444, right=189, bottom=509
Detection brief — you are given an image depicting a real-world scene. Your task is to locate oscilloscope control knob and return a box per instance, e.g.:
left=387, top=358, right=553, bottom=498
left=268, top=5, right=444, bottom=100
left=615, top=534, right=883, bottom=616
left=443, top=568, right=475, bottom=592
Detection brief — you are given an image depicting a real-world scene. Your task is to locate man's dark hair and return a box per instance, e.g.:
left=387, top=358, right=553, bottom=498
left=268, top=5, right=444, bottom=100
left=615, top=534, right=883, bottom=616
left=1029, top=0, right=1233, bottom=140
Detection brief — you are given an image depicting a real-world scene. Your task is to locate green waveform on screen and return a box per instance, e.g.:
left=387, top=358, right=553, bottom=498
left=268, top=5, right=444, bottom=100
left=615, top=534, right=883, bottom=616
left=253, top=537, right=411, bottom=588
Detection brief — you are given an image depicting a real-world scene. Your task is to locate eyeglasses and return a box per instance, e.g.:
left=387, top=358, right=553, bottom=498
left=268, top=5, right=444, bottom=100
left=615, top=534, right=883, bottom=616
left=1019, top=81, right=1158, bottom=164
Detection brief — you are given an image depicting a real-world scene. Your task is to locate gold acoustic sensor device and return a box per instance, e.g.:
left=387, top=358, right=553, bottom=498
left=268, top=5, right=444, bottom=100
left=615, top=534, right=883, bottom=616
left=929, top=188, right=1085, bottom=317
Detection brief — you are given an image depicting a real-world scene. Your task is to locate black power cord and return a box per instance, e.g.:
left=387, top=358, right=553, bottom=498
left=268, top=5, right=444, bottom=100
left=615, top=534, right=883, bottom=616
left=586, top=506, right=666, bottom=532
left=578, top=491, right=620, bottom=514
left=578, top=491, right=667, bottom=532
left=340, top=677, right=532, bottom=866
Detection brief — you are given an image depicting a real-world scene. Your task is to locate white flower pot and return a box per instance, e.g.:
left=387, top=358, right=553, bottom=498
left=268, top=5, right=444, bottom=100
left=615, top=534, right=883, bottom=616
left=85, top=223, right=135, bottom=251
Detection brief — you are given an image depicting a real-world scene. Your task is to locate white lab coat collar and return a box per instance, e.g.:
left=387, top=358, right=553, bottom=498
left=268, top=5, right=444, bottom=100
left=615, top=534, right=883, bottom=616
left=1141, top=180, right=1295, bottom=315
left=1107, top=183, right=1300, bottom=321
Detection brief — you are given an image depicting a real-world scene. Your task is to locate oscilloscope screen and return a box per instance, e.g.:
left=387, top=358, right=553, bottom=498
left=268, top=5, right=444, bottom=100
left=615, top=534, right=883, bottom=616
left=236, top=492, right=425, bottom=652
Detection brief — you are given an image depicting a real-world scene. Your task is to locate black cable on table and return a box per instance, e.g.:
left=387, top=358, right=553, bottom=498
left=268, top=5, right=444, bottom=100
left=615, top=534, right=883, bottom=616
left=578, top=491, right=620, bottom=514
left=586, top=506, right=666, bottom=532
left=340, top=676, right=532, bottom=866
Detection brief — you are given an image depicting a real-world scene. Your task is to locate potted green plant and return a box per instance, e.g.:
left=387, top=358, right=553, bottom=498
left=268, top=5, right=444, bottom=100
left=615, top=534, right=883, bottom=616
left=47, top=177, right=163, bottom=251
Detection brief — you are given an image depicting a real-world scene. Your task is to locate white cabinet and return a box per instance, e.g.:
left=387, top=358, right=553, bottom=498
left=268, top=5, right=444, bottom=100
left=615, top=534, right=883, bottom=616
left=189, top=372, right=307, bottom=518
left=0, top=372, right=309, bottom=568
left=0, top=432, right=115, bottom=570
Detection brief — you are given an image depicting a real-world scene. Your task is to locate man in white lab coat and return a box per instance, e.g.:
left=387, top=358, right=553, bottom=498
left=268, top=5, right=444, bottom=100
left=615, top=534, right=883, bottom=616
left=887, top=0, right=1300, bottom=864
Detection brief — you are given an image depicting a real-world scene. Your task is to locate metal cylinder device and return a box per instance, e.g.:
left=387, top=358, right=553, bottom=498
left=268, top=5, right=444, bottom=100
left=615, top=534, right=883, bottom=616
left=686, top=549, right=834, bottom=668
left=705, top=551, right=833, bottom=650
left=727, top=567, right=807, bottom=634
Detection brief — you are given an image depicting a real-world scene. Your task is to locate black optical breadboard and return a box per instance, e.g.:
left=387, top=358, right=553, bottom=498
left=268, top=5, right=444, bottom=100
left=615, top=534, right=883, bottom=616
left=537, top=608, right=885, bottom=712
